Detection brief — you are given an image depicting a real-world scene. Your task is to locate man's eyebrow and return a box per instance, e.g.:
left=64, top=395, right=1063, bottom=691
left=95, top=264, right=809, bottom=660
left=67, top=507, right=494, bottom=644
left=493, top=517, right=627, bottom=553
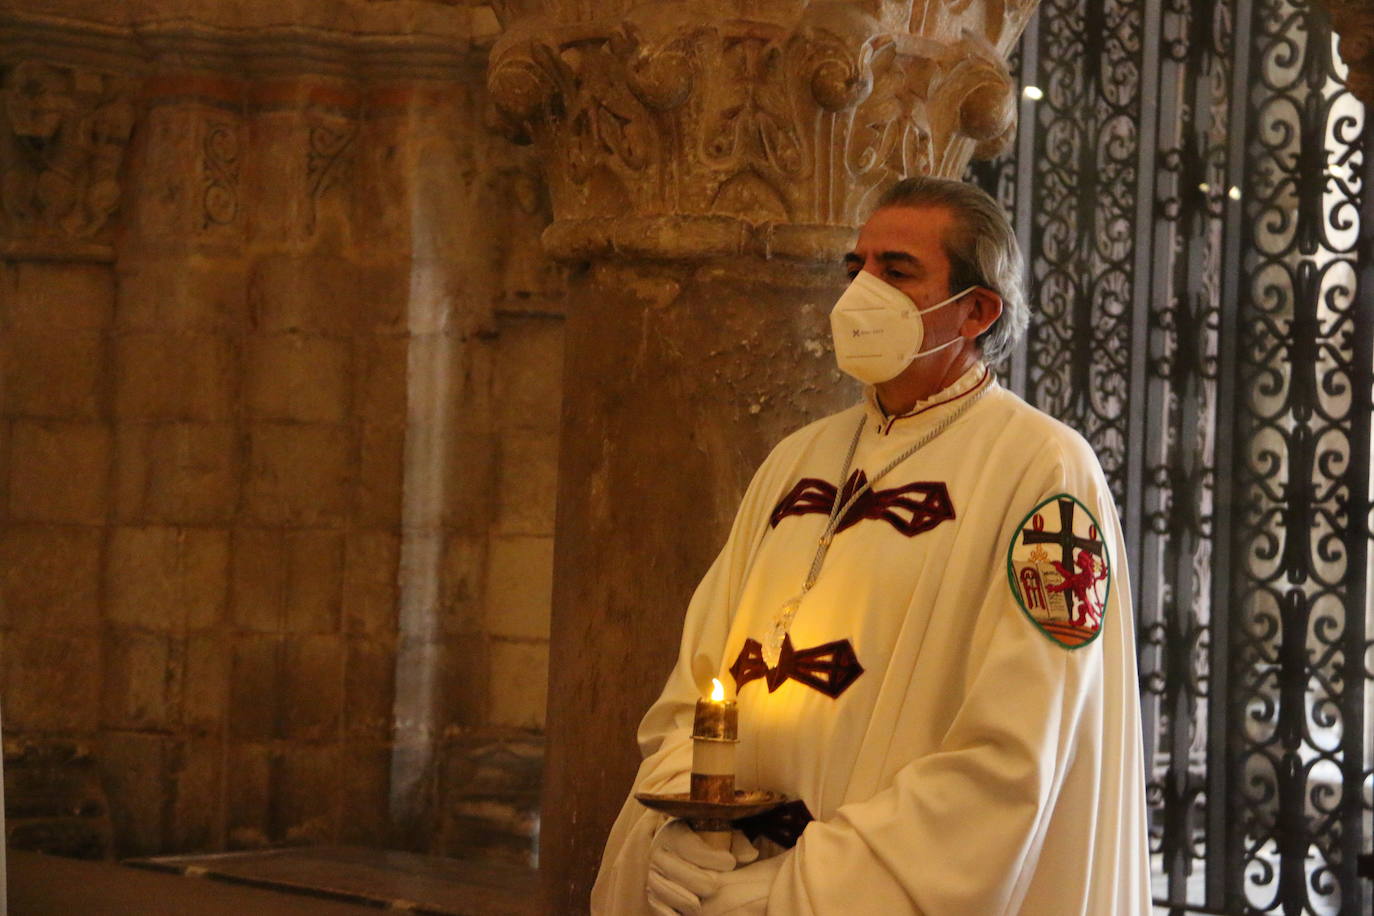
left=876, top=250, right=922, bottom=269
left=841, top=251, right=925, bottom=273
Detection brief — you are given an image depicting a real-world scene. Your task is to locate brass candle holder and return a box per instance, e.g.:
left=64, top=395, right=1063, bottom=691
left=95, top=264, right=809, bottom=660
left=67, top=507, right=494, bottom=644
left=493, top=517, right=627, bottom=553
left=636, top=679, right=787, bottom=848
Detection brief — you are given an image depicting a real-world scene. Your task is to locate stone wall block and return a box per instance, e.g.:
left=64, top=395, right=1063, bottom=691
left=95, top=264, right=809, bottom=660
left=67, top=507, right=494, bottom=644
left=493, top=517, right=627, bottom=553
left=485, top=535, right=553, bottom=641
left=244, top=423, right=354, bottom=526
left=101, top=627, right=174, bottom=730
left=487, top=639, right=548, bottom=730
left=230, top=528, right=287, bottom=632
left=343, top=528, right=400, bottom=634
left=494, top=429, right=559, bottom=536
left=228, top=634, right=282, bottom=741
left=100, top=733, right=169, bottom=858
left=0, top=524, right=102, bottom=631
left=440, top=532, right=485, bottom=635
left=354, top=263, right=411, bottom=336
left=494, top=316, right=564, bottom=431
left=1, top=330, right=106, bottom=419
left=181, top=631, right=230, bottom=733
left=344, top=636, right=396, bottom=739
left=2, top=630, right=101, bottom=731
left=285, top=529, right=345, bottom=634
left=182, top=529, right=231, bottom=629
left=2, top=262, right=113, bottom=332
left=108, top=527, right=228, bottom=631
left=442, top=396, right=497, bottom=533
left=410, top=632, right=487, bottom=732
left=114, top=422, right=239, bottom=525
left=248, top=256, right=372, bottom=336
left=245, top=333, right=352, bottom=424
left=356, top=421, right=404, bottom=525
left=281, top=633, right=345, bottom=740
left=225, top=742, right=272, bottom=849
left=338, top=742, right=391, bottom=845
left=7, top=420, right=111, bottom=524
left=0, top=417, right=10, bottom=523
left=116, top=256, right=249, bottom=333
left=356, top=335, right=409, bottom=429
left=108, top=526, right=177, bottom=629
left=114, top=332, right=236, bottom=421
left=272, top=744, right=342, bottom=845
left=169, top=736, right=224, bottom=853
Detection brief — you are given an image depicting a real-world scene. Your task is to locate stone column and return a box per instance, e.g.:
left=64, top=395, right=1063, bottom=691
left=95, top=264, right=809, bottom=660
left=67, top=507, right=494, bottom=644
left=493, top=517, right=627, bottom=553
left=487, top=0, right=1032, bottom=907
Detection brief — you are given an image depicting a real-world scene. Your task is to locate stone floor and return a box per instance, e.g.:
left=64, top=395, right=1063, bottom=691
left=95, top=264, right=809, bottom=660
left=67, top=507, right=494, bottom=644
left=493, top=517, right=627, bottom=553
left=10, top=846, right=543, bottom=915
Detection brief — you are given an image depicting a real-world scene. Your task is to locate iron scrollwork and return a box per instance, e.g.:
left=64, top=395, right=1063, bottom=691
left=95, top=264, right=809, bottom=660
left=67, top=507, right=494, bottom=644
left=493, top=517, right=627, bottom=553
left=968, top=0, right=1372, bottom=911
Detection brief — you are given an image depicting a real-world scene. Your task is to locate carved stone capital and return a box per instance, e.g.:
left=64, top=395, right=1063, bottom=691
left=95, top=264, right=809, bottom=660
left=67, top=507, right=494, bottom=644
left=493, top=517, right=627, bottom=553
left=1313, top=0, right=1374, bottom=105
left=488, top=0, right=1035, bottom=258
left=0, top=59, right=136, bottom=252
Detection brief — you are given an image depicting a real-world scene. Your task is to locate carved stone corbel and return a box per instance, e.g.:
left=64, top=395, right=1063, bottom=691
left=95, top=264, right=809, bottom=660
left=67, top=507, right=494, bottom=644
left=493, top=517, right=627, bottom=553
left=0, top=59, right=136, bottom=252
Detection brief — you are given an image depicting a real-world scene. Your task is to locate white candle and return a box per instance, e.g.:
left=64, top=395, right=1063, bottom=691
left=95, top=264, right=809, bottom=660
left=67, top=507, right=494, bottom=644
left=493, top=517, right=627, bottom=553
left=690, top=678, right=737, bottom=804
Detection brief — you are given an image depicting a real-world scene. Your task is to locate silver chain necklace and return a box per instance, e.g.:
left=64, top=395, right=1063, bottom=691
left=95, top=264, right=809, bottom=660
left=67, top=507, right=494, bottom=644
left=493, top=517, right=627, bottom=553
left=761, top=382, right=992, bottom=668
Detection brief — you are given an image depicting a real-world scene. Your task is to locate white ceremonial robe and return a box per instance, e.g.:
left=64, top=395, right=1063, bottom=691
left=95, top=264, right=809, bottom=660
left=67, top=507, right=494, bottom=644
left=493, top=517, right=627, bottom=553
left=592, top=365, right=1151, bottom=916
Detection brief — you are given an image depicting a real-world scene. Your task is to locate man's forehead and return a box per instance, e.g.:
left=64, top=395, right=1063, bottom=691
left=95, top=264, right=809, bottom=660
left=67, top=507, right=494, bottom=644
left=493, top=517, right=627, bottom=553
left=847, top=205, right=951, bottom=260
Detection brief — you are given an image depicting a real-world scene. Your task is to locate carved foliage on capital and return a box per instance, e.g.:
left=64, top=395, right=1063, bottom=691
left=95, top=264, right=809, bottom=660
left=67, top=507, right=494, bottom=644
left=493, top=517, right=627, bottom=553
left=0, top=60, right=136, bottom=242
left=488, top=1, right=1026, bottom=229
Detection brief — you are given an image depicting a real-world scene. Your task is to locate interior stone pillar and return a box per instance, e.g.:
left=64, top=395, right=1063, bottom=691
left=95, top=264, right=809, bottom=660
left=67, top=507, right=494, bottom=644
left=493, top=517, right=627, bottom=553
left=487, top=0, right=1034, bottom=907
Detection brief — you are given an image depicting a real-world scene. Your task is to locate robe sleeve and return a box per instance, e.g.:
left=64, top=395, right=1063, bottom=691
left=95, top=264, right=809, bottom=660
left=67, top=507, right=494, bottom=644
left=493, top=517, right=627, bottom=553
left=765, top=434, right=1126, bottom=916
left=591, top=445, right=791, bottom=915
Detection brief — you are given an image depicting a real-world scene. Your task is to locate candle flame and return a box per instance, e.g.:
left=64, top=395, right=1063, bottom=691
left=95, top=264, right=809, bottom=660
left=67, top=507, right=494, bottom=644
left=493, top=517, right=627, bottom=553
left=711, top=678, right=725, bottom=702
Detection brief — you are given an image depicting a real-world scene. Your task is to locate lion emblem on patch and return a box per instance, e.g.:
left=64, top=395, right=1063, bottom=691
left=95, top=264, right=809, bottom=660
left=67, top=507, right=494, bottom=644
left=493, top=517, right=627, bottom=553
left=1006, top=494, right=1110, bottom=648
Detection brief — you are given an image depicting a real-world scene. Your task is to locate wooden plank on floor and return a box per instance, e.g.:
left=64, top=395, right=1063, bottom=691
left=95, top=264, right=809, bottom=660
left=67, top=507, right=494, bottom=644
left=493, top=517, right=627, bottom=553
left=129, top=846, right=543, bottom=916
left=8, top=849, right=382, bottom=915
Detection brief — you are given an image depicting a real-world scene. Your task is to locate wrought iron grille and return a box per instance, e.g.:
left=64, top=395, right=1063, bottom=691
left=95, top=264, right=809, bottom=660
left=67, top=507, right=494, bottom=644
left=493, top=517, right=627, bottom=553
left=968, top=0, right=1374, bottom=912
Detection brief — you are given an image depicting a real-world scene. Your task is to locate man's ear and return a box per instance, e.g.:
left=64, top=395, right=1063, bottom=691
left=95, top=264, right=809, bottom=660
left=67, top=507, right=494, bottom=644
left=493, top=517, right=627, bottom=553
left=961, top=287, right=1003, bottom=338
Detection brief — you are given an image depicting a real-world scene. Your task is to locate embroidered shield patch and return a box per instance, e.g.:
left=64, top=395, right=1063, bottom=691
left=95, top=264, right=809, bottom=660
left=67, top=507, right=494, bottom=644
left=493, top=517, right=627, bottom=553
left=1007, top=493, right=1110, bottom=648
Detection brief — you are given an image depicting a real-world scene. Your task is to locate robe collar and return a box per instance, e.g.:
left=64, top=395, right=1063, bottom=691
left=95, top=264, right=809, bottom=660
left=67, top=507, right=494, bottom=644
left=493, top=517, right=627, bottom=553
left=863, top=361, right=995, bottom=436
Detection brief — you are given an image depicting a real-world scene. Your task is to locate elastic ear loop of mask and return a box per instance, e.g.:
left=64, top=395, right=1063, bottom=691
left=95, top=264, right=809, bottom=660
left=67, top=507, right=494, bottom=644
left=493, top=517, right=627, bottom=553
left=907, top=286, right=978, bottom=360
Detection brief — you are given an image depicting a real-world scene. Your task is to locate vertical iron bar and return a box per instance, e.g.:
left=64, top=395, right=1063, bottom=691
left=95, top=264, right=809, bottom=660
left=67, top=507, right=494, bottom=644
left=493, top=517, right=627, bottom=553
left=1126, top=0, right=1162, bottom=596
left=1008, top=8, right=1040, bottom=399
left=1341, top=91, right=1374, bottom=916
left=1211, top=0, right=1255, bottom=907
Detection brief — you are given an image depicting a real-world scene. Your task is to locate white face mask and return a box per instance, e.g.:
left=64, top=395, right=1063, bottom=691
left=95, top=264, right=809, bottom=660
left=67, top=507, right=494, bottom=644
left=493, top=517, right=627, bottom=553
left=829, top=270, right=976, bottom=384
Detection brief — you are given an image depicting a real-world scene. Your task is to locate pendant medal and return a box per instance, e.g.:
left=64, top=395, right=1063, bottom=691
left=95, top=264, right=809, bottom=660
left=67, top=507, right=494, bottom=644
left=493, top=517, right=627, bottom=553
left=763, top=594, right=804, bottom=668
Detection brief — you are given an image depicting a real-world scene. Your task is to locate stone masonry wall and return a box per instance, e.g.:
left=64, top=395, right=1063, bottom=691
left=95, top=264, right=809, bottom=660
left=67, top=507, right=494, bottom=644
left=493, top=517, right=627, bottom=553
left=0, top=2, right=561, bottom=863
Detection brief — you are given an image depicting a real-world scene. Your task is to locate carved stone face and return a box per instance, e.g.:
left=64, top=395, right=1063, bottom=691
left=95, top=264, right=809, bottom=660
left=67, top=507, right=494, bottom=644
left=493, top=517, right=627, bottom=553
left=4, top=62, right=71, bottom=141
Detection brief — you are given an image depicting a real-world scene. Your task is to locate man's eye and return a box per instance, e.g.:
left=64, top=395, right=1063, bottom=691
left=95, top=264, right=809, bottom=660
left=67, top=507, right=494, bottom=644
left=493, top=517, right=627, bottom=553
left=845, top=270, right=859, bottom=281
left=885, top=269, right=907, bottom=280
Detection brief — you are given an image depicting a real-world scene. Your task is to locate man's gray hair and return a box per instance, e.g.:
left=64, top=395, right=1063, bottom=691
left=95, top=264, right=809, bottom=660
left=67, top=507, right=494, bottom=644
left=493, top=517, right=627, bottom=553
left=875, top=176, right=1028, bottom=364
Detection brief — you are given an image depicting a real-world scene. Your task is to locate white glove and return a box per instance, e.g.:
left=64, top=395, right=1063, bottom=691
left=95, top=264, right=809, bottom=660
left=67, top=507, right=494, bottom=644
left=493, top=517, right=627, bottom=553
left=699, top=853, right=786, bottom=916
left=646, top=821, right=759, bottom=915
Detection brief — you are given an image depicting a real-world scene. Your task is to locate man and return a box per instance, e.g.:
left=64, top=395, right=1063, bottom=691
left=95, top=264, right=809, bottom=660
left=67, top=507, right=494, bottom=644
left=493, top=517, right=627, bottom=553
left=591, top=176, right=1151, bottom=915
